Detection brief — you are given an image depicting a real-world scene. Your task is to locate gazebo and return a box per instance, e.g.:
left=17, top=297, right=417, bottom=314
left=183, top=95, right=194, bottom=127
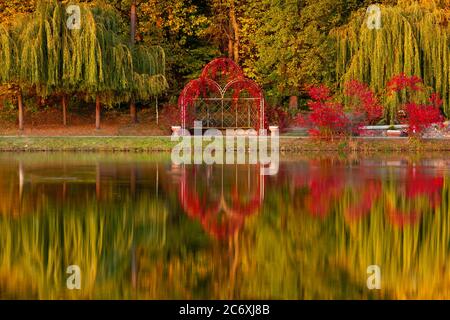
left=178, top=58, right=265, bottom=131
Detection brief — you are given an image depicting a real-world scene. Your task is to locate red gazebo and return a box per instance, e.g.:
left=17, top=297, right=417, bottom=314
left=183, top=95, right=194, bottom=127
left=178, top=58, right=265, bottom=131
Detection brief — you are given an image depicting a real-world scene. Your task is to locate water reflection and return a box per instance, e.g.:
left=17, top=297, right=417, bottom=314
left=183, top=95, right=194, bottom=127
left=1, top=153, right=450, bottom=299
left=174, top=164, right=264, bottom=239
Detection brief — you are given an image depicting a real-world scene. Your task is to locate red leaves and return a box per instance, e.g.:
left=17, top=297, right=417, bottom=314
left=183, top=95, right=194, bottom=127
left=200, top=57, right=244, bottom=83
left=300, top=75, right=446, bottom=138
left=308, top=85, right=332, bottom=101
left=384, top=74, right=444, bottom=135
left=387, top=73, right=423, bottom=93
left=179, top=57, right=265, bottom=129
left=429, top=92, right=444, bottom=108
left=299, top=85, right=349, bottom=138
left=308, top=101, right=349, bottom=136
left=345, top=80, right=383, bottom=125
left=385, top=74, right=444, bottom=135
left=300, top=81, right=382, bottom=138
left=265, top=105, right=290, bottom=132
left=403, top=102, right=443, bottom=135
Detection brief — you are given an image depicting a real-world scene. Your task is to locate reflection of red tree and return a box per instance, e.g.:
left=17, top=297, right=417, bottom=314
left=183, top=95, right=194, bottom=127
left=288, top=161, right=444, bottom=227
left=387, top=168, right=443, bottom=228
left=405, top=169, right=443, bottom=207
left=387, top=205, right=420, bottom=228
left=345, top=180, right=382, bottom=221
left=304, top=174, right=345, bottom=218
left=296, top=162, right=346, bottom=218
left=179, top=166, right=264, bottom=239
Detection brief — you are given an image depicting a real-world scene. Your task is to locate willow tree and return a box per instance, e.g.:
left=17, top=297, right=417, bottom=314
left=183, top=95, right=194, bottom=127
left=0, top=22, right=26, bottom=130
left=334, top=2, right=450, bottom=123
left=15, top=1, right=77, bottom=126
left=130, top=45, right=167, bottom=123
left=75, top=1, right=168, bottom=129
left=1, top=0, right=167, bottom=130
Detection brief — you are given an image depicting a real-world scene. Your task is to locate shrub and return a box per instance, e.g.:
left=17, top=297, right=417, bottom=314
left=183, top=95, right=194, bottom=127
left=345, top=80, right=383, bottom=125
left=403, top=97, right=444, bottom=136
left=298, top=85, right=350, bottom=138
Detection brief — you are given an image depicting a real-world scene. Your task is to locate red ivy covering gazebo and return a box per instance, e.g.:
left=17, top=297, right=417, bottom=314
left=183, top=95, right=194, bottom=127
left=178, top=58, right=265, bottom=130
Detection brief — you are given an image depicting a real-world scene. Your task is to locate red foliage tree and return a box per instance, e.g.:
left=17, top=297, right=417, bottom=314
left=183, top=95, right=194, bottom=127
left=345, top=80, right=383, bottom=125
left=386, top=73, right=423, bottom=93
left=298, top=85, right=350, bottom=138
left=386, top=74, right=444, bottom=136
left=403, top=102, right=444, bottom=135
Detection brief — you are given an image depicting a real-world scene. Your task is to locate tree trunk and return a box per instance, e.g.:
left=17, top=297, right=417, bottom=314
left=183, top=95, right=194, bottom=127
left=130, top=98, right=137, bottom=123
left=289, top=96, right=298, bottom=110
left=18, top=91, right=24, bottom=131
left=155, top=97, right=159, bottom=125
left=129, top=1, right=138, bottom=123
left=228, top=33, right=233, bottom=59
left=229, top=0, right=239, bottom=63
left=62, top=95, right=67, bottom=126
left=95, top=95, right=101, bottom=130
left=130, top=1, right=136, bottom=45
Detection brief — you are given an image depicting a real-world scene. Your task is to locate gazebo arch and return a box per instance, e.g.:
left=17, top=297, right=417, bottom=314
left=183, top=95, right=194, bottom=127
left=178, top=58, right=265, bottom=131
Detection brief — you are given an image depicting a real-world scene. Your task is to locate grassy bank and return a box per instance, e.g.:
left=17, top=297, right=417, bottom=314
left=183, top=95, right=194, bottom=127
left=1, top=136, right=450, bottom=152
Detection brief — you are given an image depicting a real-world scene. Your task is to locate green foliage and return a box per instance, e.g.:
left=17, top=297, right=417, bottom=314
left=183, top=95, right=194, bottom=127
left=241, top=0, right=366, bottom=104
left=334, top=2, right=450, bottom=122
left=0, top=0, right=448, bottom=119
left=136, top=0, right=219, bottom=100
left=0, top=0, right=167, bottom=108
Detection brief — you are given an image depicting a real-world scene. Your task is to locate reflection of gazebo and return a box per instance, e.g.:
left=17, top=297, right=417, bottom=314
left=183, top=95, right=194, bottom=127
left=177, top=164, right=265, bottom=239
left=178, top=58, right=265, bottom=131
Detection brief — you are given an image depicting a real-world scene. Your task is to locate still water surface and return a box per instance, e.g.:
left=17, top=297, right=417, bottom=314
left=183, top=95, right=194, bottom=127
left=1, top=152, right=450, bottom=299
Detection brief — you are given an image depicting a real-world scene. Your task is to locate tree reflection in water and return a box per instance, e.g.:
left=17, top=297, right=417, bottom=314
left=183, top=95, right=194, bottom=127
left=0, top=154, right=449, bottom=299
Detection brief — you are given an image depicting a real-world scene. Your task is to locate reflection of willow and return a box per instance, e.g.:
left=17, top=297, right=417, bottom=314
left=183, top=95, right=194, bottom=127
left=178, top=164, right=264, bottom=239
left=0, top=185, right=167, bottom=299
left=333, top=166, right=450, bottom=299
left=236, top=161, right=450, bottom=299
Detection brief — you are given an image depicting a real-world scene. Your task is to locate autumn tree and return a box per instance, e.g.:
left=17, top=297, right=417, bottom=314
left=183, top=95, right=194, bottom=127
left=0, top=0, right=167, bottom=130
left=241, top=0, right=366, bottom=107
left=334, top=1, right=450, bottom=123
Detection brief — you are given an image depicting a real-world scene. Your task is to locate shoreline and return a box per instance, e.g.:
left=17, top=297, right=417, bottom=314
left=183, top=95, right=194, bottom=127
left=1, top=136, right=450, bottom=152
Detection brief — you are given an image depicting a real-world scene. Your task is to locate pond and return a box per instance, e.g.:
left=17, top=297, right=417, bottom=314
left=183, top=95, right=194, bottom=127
left=0, top=152, right=449, bottom=299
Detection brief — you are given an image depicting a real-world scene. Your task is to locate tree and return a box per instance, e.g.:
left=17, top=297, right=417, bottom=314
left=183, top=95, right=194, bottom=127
left=334, top=1, right=450, bottom=123
left=1, top=0, right=167, bottom=130
left=0, top=0, right=36, bottom=23
left=137, top=0, right=220, bottom=100
left=0, top=14, right=29, bottom=130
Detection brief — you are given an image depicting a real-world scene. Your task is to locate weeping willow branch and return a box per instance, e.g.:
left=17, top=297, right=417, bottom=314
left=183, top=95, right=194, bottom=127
left=333, top=3, right=450, bottom=123
left=1, top=0, right=168, bottom=122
